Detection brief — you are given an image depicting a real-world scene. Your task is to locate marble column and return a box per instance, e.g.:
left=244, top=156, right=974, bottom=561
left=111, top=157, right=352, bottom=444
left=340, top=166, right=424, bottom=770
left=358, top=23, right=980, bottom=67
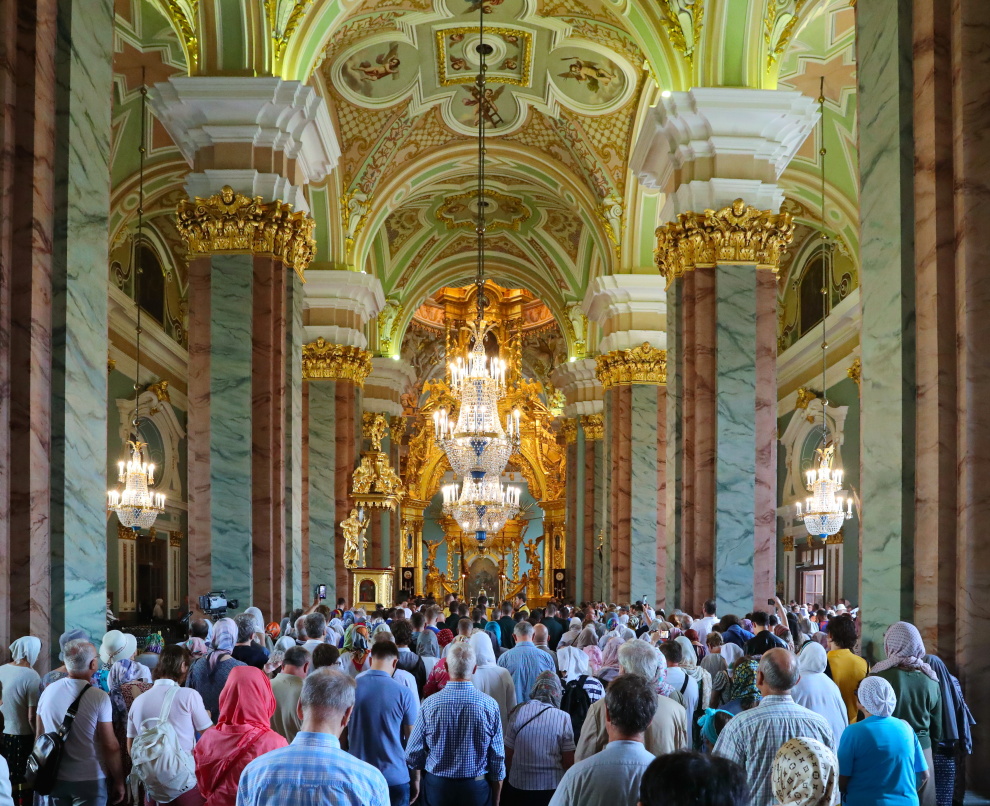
left=284, top=273, right=305, bottom=610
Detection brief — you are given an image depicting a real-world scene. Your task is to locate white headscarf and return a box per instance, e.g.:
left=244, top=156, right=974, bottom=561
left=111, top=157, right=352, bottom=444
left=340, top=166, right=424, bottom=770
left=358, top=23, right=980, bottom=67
left=470, top=631, right=497, bottom=668
left=857, top=675, right=897, bottom=718
left=244, top=607, right=265, bottom=635
left=10, top=637, right=41, bottom=667
left=791, top=641, right=848, bottom=744
left=772, top=737, right=838, bottom=806
left=557, top=645, right=592, bottom=682
left=720, top=642, right=743, bottom=668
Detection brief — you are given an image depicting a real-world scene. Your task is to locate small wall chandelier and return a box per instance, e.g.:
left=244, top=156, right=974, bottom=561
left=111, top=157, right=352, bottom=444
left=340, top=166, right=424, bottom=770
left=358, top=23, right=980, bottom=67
left=108, top=71, right=166, bottom=532
left=433, top=9, right=520, bottom=542
left=795, top=78, right=851, bottom=539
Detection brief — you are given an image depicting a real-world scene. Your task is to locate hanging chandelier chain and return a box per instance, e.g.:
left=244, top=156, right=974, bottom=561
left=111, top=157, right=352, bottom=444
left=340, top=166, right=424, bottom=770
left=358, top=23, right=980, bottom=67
left=475, top=3, right=487, bottom=327
left=134, top=67, right=148, bottom=434
left=818, top=76, right=828, bottom=446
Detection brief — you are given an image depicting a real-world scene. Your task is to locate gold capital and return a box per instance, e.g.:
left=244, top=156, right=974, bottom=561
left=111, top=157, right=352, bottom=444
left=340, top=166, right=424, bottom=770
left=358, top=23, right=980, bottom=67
left=117, top=523, right=137, bottom=541
left=176, top=186, right=316, bottom=278
left=782, top=534, right=795, bottom=551
left=581, top=413, right=604, bottom=441
left=302, top=339, right=373, bottom=384
left=655, top=199, right=795, bottom=286
left=595, top=342, right=667, bottom=389
left=560, top=418, right=578, bottom=444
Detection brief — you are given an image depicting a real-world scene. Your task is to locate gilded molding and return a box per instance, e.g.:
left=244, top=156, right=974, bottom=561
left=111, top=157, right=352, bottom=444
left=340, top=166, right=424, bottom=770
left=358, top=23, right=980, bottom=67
left=847, top=358, right=861, bottom=386
left=794, top=387, right=815, bottom=410
left=169, top=530, right=184, bottom=548
left=654, top=199, right=795, bottom=286
left=302, top=339, right=373, bottom=384
left=108, top=352, right=116, bottom=373
left=782, top=534, right=795, bottom=551
left=390, top=415, right=405, bottom=444
left=560, top=418, right=578, bottom=445
left=362, top=412, right=389, bottom=451
left=159, top=0, right=199, bottom=73
left=149, top=380, right=171, bottom=403
left=176, top=186, right=316, bottom=278
left=352, top=450, right=404, bottom=510
left=117, top=523, right=137, bottom=541
left=657, top=0, right=704, bottom=63
left=581, top=413, right=604, bottom=441
left=826, top=531, right=844, bottom=545
left=595, top=342, right=667, bottom=389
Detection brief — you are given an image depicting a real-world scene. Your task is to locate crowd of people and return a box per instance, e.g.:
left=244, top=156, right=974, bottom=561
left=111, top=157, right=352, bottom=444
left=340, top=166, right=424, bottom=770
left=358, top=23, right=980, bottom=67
left=0, top=592, right=975, bottom=806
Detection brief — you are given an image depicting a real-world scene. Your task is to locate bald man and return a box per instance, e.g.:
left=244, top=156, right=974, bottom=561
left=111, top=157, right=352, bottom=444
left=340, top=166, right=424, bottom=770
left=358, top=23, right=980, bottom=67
left=532, top=623, right=558, bottom=672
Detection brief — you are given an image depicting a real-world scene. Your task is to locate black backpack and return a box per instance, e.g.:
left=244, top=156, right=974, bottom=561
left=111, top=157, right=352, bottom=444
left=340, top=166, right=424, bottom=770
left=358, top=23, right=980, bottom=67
left=397, top=651, right=427, bottom=697
left=560, top=675, right=592, bottom=739
left=27, top=683, right=91, bottom=795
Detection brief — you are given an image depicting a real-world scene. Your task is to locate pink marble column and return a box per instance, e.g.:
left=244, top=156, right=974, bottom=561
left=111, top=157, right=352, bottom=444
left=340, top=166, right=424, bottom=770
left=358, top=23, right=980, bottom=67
left=680, top=271, right=697, bottom=609
left=609, top=386, right=633, bottom=601
left=583, top=437, right=597, bottom=601
left=564, top=433, right=578, bottom=595
left=334, top=383, right=360, bottom=597
left=691, top=267, right=716, bottom=616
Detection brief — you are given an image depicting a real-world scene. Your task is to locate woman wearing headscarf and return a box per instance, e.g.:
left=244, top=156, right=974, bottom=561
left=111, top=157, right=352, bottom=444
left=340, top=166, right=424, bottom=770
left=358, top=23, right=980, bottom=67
left=484, top=621, right=503, bottom=659
left=264, top=636, right=298, bottom=676
left=723, top=657, right=762, bottom=714
left=97, top=630, right=135, bottom=692
left=325, top=618, right=345, bottom=648
left=107, top=658, right=153, bottom=788
left=683, top=629, right=707, bottom=663
left=871, top=622, right=942, bottom=806
left=719, top=616, right=755, bottom=650
left=186, top=618, right=246, bottom=718
left=423, top=629, right=455, bottom=696
left=596, top=615, right=622, bottom=650
left=0, top=638, right=41, bottom=806
left=772, top=737, right=838, bottom=806
left=184, top=637, right=210, bottom=660
left=922, top=652, right=975, bottom=806
left=573, top=625, right=599, bottom=650
left=581, top=644, right=603, bottom=674
left=557, top=618, right=582, bottom=649
left=838, top=675, right=929, bottom=806
left=339, top=624, right=371, bottom=677
left=697, top=708, right=733, bottom=752
left=675, top=636, right=713, bottom=713
left=193, top=667, right=287, bottom=806
left=504, top=671, right=574, bottom=806
left=790, top=642, right=848, bottom=745
left=469, top=632, right=516, bottom=732
left=594, top=637, right=623, bottom=685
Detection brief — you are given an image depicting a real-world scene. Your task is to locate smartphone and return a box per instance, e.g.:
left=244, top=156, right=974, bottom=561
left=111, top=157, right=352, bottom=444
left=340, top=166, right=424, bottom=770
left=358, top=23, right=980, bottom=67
left=316, top=584, right=327, bottom=600
left=768, top=598, right=775, bottom=606
left=660, top=630, right=670, bottom=640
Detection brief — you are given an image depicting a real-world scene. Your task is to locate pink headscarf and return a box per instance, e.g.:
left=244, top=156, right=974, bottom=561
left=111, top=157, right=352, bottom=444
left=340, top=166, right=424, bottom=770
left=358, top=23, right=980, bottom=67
left=598, top=637, right=623, bottom=675
left=582, top=644, right=603, bottom=672
left=870, top=621, right=937, bottom=681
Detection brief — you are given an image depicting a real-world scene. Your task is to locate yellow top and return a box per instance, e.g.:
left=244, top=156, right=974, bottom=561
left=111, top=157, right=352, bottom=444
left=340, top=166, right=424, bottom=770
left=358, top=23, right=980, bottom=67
left=827, top=647, right=869, bottom=723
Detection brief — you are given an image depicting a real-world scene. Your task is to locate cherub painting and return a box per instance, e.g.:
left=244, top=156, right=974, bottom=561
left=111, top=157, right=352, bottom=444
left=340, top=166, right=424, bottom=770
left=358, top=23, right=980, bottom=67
left=340, top=42, right=415, bottom=99
left=558, top=56, right=616, bottom=94
left=464, top=0, right=505, bottom=13
left=463, top=84, right=506, bottom=127
left=355, top=44, right=401, bottom=81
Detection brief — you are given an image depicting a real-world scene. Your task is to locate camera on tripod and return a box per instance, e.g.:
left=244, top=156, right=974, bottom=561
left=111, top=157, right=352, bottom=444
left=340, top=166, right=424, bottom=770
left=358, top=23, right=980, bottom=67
left=198, top=591, right=238, bottom=618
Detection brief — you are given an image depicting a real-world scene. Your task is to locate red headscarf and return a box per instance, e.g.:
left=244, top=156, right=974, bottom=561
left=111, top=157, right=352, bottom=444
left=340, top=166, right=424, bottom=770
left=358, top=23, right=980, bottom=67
left=194, top=666, right=288, bottom=806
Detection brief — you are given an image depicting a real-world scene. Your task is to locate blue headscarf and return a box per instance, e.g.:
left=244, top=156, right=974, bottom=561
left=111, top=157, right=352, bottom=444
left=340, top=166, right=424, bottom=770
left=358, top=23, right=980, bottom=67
left=697, top=708, right=734, bottom=746
left=484, top=621, right=502, bottom=645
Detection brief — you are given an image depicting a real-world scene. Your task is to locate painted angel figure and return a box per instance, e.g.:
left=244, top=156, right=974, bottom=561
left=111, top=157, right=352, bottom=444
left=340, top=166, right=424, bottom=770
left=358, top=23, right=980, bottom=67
left=463, top=84, right=506, bottom=127
left=356, top=44, right=401, bottom=81
left=464, top=0, right=505, bottom=13
left=558, top=57, right=617, bottom=93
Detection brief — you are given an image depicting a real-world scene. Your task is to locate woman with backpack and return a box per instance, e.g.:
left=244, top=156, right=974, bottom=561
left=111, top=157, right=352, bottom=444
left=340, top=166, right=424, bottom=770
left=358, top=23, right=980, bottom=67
left=127, top=646, right=212, bottom=805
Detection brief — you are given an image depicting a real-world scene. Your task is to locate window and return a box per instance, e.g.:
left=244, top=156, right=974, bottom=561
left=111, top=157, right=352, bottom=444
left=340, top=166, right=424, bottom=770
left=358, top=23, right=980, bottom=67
left=802, top=570, right=824, bottom=606
left=135, top=243, right=165, bottom=325
left=799, top=255, right=828, bottom=337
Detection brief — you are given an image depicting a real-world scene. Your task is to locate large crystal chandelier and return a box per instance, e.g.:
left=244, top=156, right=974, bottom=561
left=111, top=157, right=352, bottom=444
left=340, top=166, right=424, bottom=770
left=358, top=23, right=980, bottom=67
left=433, top=11, right=520, bottom=542
left=796, top=79, right=851, bottom=540
left=108, top=72, right=166, bottom=532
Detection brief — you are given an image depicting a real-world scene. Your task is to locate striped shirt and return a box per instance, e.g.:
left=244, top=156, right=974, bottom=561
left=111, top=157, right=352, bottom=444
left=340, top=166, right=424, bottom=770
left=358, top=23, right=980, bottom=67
left=505, top=701, right=575, bottom=791
left=405, top=680, right=505, bottom=780
left=497, top=643, right=557, bottom=703
left=713, top=695, right=835, bottom=806
left=236, top=731, right=389, bottom=806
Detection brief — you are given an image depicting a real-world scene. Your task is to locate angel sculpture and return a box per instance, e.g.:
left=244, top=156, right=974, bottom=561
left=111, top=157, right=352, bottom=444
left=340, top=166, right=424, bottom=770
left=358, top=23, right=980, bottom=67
left=356, top=44, right=401, bottom=81
left=558, top=57, right=617, bottom=94
left=341, top=508, right=369, bottom=569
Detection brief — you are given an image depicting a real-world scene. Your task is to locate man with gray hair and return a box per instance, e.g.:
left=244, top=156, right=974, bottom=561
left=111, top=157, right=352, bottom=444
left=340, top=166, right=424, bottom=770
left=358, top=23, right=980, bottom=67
left=406, top=642, right=505, bottom=806
left=575, top=640, right=689, bottom=760
left=301, top=613, right=327, bottom=654
left=497, top=620, right=555, bottom=704
left=232, top=613, right=269, bottom=669
left=237, top=668, right=389, bottom=806
left=713, top=648, right=834, bottom=806
left=36, top=640, right=124, bottom=806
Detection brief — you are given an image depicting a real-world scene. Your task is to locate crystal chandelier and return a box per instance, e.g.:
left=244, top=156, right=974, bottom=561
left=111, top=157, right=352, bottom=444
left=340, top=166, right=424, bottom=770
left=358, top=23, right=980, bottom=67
left=795, top=79, right=850, bottom=540
left=108, top=71, right=166, bottom=532
left=432, top=10, right=520, bottom=542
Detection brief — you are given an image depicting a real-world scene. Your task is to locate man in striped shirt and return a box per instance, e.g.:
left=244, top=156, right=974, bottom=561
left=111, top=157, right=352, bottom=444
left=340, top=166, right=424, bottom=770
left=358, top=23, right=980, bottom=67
left=497, top=621, right=556, bottom=703
left=237, top=668, right=389, bottom=806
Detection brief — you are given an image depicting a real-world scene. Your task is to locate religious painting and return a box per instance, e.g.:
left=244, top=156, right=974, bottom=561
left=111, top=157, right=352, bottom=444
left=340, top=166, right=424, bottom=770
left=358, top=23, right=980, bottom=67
left=452, top=82, right=519, bottom=131
left=435, top=26, right=533, bottom=88
left=339, top=41, right=419, bottom=100
left=548, top=46, right=627, bottom=108
left=467, top=556, right=499, bottom=603
left=359, top=579, right=376, bottom=602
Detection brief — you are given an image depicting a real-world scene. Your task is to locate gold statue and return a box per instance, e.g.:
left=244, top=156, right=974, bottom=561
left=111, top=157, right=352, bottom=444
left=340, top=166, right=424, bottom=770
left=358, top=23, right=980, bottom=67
left=341, top=508, right=369, bottom=569
left=364, top=413, right=389, bottom=452
left=426, top=540, right=440, bottom=572
left=523, top=537, right=543, bottom=586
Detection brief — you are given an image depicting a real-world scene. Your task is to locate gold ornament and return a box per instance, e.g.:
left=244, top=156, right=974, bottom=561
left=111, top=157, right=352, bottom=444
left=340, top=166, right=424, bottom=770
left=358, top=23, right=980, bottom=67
left=352, top=451, right=404, bottom=510
left=581, top=413, right=604, bottom=441
left=117, top=523, right=137, bottom=541
left=654, top=199, right=795, bottom=286
left=362, top=412, right=389, bottom=452
left=302, top=339, right=373, bottom=384
left=169, top=530, right=184, bottom=548
left=794, top=388, right=816, bottom=409
left=175, top=186, right=316, bottom=278
left=826, top=531, right=845, bottom=545
left=108, top=352, right=117, bottom=373
left=341, top=508, right=369, bottom=569
left=782, top=534, right=795, bottom=551
left=847, top=358, right=861, bottom=386
left=595, top=342, right=667, bottom=389
left=560, top=418, right=578, bottom=444
left=390, top=415, right=405, bottom=445
left=149, top=380, right=171, bottom=403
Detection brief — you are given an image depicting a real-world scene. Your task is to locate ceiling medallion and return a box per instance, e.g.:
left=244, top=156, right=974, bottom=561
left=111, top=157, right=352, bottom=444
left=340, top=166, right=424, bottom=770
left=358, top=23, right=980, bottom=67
left=435, top=26, right=533, bottom=88
left=436, top=189, right=529, bottom=232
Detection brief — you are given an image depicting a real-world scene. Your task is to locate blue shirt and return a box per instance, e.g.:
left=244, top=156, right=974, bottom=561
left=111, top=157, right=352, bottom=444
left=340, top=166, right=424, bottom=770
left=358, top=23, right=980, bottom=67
left=349, top=669, right=419, bottom=785
left=496, top=642, right=557, bottom=703
left=405, top=680, right=505, bottom=780
left=838, top=715, right=927, bottom=806
left=237, top=731, right=389, bottom=806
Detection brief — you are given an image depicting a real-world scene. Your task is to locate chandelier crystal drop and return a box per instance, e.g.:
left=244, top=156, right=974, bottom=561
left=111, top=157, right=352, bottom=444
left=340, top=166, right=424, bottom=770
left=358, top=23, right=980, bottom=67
left=442, top=474, right=521, bottom=541
left=108, top=70, right=166, bottom=533
left=797, top=77, right=851, bottom=540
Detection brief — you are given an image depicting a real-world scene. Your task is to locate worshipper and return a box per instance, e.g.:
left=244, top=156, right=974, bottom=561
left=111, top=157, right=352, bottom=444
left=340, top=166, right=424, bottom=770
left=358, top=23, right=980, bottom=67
left=97, top=630, right=137, bottom=692
left=423, top=629, right=455, bottom=695
left=37, top=639, right=125, bottom=806
left=503, top=671, right=574, bottom=806
left=700, top=632, right=730, bottom=707
left=825, top=613, right=868, bottom=723
left=0, top=637, right=41, bottom=806
left=582, top=643, right=604, bottom=673
left=265, top=636, right=297, bottom=675
left=697, top=708, right=734, bottom=752
left=638, top=751, right=747, bottom=806
left=107, top=656, right=153, bottom=780
left=193, top=666, right=287, bottom=806
left=682, top=629, right=707, bottom=663
left=237, top=668, right=389, bottom=806
left=556, top=646, right=606, bottom=705
left=838, top=675, right=928, bottom=806
left=300, top=613, right=327, bottom=654
left=790, top=641, right=848, bottom=745
left=348, top=641, right=418, bottom=806
left=126, top=645, right=211, bottom=806
left=575, top=623, right=600, bottom=650
left=417, top=607, right=442, bottom=657
left=558, top=618, right=583, bottom=649
left=231, top=613, right=269, bottom=669
left=484, top=621, right=504, bottom=659
left=39, top=628, right=88, bottom=693
left=922, top=652, right=975, bottom=806
left=722, top=657, right=762, bottom=714
left=270, top=646, right=310, bottom=742
left=184, top=638, right=210, bottom=661
left=744, top=611, right=787, bottom=656
left=339, top=624, right=372, bottom=678
left=498, top=602, right=519, bottom=650
left=694, top=600, right=719, bottom=646
left=498, top=621, right=557, bottom=704
left=596, top=637, right=624, bottom=685
left=441, top=618, right=475, bottom=659
left=871, top=621, right=943, bottom=806
left=411, top=611, right=438, bottom=659
left=549, top=674, right=657, bottom=806
left=311, top=643, right=341, bottom=671
left=713, top=649, right=834, bottom=806
left=134, top=632, right=164, bottom=670
left=391, top=620, right=427, bottom=696
left=674, top=635, right=712, bottom=713
left=719, top=616, right=755, bottom=650
left=513, top=594, right=530, bottom=618
left=186, top=617, right=245, bottom=718
left=543, top=604, right=565, bottom=650
left=576, top=640, right=689, bottom=760
left=532, top=624, right=558, bottom=671
left=469, top=632, right=516, bottom=733
left=358, top=631, right=420, bottom=703
left=771, top=737, right=838, bottom=806
left=406, top=642, right=505, bottom=806
left=658, top=641, right=699, bottom=720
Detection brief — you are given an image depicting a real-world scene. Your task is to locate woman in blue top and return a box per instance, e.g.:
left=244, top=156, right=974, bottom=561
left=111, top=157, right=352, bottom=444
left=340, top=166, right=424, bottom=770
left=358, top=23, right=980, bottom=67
left=838, top=676, right=929, bottom=806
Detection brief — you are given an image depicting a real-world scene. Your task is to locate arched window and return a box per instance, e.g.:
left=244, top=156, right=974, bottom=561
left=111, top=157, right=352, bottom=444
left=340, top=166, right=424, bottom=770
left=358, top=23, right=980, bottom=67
left=135, top=243, right=165, bottom=325
left=799, top=255, right=829, bottom=337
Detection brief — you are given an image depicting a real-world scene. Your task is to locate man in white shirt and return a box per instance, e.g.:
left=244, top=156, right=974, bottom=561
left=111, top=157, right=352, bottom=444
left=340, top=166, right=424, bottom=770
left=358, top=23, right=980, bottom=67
left=695, top=599, right=718, bottom=645
left=659, top=641, right=698, bottom=721
left=36, top=640, right=124, bottom=806
left=301, top=613, right=327, bottom=653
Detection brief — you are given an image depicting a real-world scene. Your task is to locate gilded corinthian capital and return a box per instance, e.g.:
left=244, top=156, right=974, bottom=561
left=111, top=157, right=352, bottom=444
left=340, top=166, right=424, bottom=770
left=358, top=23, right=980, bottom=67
left=595, top=342, right=667, bottom=390
left=175, top=185, right=316, bottom=277
left=654, top=198, right=795, bottom=285
left=302, top=338, right=373, bottom=384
